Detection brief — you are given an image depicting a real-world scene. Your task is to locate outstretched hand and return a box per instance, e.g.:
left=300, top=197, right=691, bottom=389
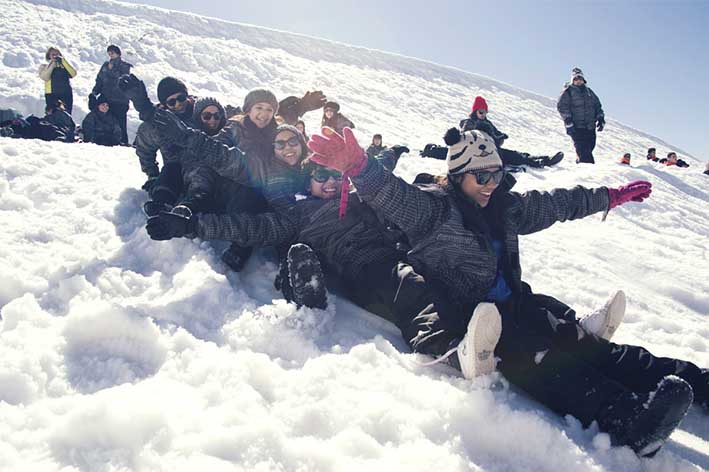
left=118, top=73, right=153, bottom=117
left=299, top=90, right=327, bottom=114
left=152, top=108, right=191, bottom=147
left=308, top=127, right=367, bottom=176
left=608, top=180, right=652, bottom=209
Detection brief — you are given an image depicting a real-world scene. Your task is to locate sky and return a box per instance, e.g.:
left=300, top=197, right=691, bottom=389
left=125, top=0, right=708, bottom=160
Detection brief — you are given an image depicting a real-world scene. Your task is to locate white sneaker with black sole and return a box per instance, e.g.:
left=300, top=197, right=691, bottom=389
left=457, top=302, right=502, bottom=379
left=579, top=290, right=626, bottom=340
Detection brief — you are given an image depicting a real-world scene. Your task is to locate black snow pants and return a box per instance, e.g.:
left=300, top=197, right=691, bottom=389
left=494, top=290, right=707, bottom=425
left=499, top=148, right=544, bottom=168
left=108, top=101, right=129, bottom=145
left=570, top=128, right=597, bottom=164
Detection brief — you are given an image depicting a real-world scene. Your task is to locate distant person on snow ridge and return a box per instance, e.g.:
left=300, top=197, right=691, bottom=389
left=90, top=45, right=132, bottom=144
left=704, top=162, right=709, bottom=176
left=619, top=153, right=631, bottom=165
left=81, top=94, right=122, bottom=146
left=647, top=147, right=659, bottom=162
left=557, top=67, right=605, bottom=164
left=366, top=133, right=387, bottom=159
left=38, top=47, right=77, bottom=114
left=44, top=100, right=76, bottom=143
left=321, top=101, right=354, bottom=134
left=659, top=152, right=689, bottom=168
left=277, top=91, right=327, bottom=126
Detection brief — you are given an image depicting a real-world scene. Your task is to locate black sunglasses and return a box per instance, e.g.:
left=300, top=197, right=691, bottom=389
left=200, top=111, right=222, bottom=121
left=273, top=136, right=300, bottom=150
left=311, top=168, right=343, bottom=183
left=468, top=168, right=505, bottom=185
left=165, top=93, right=187, bottom=107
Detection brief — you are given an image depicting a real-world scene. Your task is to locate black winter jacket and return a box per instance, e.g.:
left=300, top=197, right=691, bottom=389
left=82, top=111, right=121, bottom=146
left=45, top=110, right=75, bottom=142
left=366, top=144, right=387, bottom=159
left=459, top=115, right=507, bottom=147
left=557, top=84, right=604, bottom=130
left=91, top=58, right=133, bottom=104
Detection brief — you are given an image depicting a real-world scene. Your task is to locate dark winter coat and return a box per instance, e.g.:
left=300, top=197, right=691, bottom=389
left=220, top=115, right=279, bottom=163
left=3, top=116, right=65, bottom=141
left=557, top=84, right=604, bottom=130
left=351, top=159, right=610, bottom=310
left=134, top=100, right=197, bottom=177
left=366, top=144, right=387, bottom=159
left=198, top=195, right=404, bottom=281
left=322, top=113, right=355, bottom=134
left=38, top=58, right=77, bottom=96
left=81, top=111, right=121, bottom=146
left=45, top=109, right=76, bottom=142
left=91, top=58, right=133, bottom=104
left=459, top=115, right=507, bottom=147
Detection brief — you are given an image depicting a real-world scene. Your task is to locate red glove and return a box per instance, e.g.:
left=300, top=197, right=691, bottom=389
left=308, top=127, right=367, bottom=176
left=608, top=180, right=652, bottom=209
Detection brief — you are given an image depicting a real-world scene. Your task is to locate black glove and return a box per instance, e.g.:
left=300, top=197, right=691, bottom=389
left=420, top=143, right=435, bottom=157
left=391, top=145, right=410, bottom=159
left=146, top=207, right=197, bottom=240
left=498, top=133, right=509, bottom=142
left=596, top=117, right=605, bottom=132
left=118, top=74, right=154, bottom=116
left=152, top=108, right=191, bottom=147
left=55, top=57, right=62, bottom=65
left=141, top=177, right=159, bottom=193
left=88, top=94, right=98, bottom=112
left=564, top=119, right=575, bottom=136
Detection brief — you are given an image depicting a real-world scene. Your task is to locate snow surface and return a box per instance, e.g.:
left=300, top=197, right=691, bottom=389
left=0, top=0, right=707, bottom=470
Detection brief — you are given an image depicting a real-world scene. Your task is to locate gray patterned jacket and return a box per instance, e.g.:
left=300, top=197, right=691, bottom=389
left=557, top=84, right=604, bottom=130
left=352, top=160, right=610, bottom=307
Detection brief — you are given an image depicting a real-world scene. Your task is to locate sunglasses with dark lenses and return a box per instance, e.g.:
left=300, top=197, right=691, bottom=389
left=165, top=93, right=187, bottom=107
left=311, top=168, right=343, bottom=183
left=469, top=168, right=505, bottom=185
left=273, top=136, right=300, bottom=150
left=200, top=111, right=222, bottom=121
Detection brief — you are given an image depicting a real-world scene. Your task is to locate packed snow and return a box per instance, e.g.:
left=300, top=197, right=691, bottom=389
left=0, top=0, right=707, bottom=470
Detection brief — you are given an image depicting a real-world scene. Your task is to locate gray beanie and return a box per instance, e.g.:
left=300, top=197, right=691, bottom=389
left=444, top=128, right=502, bottom=175
left=243, top=89, right=279, bottom=114
left=193, top=97, right=227, bottom=131
left=275, top=124, right=309, bottom=162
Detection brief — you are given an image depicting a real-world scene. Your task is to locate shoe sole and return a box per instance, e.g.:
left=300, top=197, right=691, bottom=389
left=459, top=303, right=502, bottom=379
left=601, top=290, right=626, bottom=340
left=632, top=377, right=693, bottom=457
left=288, top=244, right=327, bottom=309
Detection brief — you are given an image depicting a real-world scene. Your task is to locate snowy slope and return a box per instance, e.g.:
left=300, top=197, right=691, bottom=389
left=0, top=0, right=707, bottom=471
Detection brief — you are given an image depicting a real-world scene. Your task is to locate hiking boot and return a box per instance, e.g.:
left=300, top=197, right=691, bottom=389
left=221, top=243, right=253, bottom=272
left=579, top=290, right=626, bottom=340
left=598, top=375, right=693, bottom=457
left=143, top=200, right=172, bottom=217
left=287, top=243, right=327, bottom=309
left=456, top=302, right=502, bottom=379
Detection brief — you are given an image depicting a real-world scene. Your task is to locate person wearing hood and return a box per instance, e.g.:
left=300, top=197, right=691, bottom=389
left=321, top=101, right=354, bottom=134
left=38, top=47, right=77, bottom=114
left=557, top=67, right=605, bottom=164
left=90, top=45, right=133, bottom=144
left=308, top=126, right=707, bottom=458
left=81, top=94, right=121, bottom=146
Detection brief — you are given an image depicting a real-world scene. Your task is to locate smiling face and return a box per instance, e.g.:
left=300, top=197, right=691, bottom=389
left=199, top=105, right=223, bottom=135
left=459, top=166, right=503, bottom=207
left=572, top=77, right=585, bottom=86
left=248, top=102, right=275, bottom=129
left=98, top=102, right=110, bottom=113
left=165, top=91, right=187, bottom=113
left=309, top=172, right=342, bottom=199
left=273, top=130, right=303, bottom=167
left=107, top=50, right=120, bottom=61
left=324, top=108, right=335, bottom=119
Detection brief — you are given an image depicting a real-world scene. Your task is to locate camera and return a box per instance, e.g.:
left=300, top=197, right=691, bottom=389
left=55, top=57, right=62, bottom=65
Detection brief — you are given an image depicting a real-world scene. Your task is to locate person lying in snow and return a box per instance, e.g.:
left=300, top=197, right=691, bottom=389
left=619, top=153, right=631, bottom=165
left=647, top=147, right=659, bottom=162
left=659, top=152, right=690, bottom=168
left=307, top=125, right=708, bottom=458
left=44, top=100, right=75, bottom=143
left=420, top=96, right=563, bottom=170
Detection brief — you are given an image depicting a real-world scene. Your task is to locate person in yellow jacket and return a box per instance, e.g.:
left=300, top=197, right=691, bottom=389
left=38, top=47, right=77, bottom=114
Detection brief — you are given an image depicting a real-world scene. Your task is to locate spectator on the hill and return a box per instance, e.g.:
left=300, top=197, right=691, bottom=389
left=90, top=45, right=132, bottom=144
left=557, top=67, right=604, bottom=164
left=81, top=94, right=122, bottom=146
left=321, top=101, right=354, bottom=134
left=38, top=47, right=77, bottom=114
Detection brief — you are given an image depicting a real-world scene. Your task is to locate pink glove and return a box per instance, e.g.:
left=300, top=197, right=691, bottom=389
left=608, top=180, right=652, bottom=209
left=308, top=127, right=368, bottom=219
left=308, top=127, right=368, bottom=176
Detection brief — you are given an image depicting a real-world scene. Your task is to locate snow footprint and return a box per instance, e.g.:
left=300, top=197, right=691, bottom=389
left=63, top=303, right=167, bottom=393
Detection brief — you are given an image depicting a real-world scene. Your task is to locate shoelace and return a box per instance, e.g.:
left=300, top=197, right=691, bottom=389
left=413, top=346, right=459, bottom=367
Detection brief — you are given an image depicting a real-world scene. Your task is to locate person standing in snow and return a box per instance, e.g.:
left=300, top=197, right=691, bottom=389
left=366, top=134, right=387, bottom=159
left=308, top=126, right=707, bottom=457
left=38, top=47, right=77, bottom=114
left=44, top=100, right=76, bottom=143
left=90, top=45, right=132, bottom=144
left=81, top=94, right=122, bottom=146
left=321, top=101, right=354, bottom=134
left=557, top=67, right=604, bottom=164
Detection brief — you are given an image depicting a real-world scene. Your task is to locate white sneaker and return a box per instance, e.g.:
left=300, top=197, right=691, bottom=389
left=579, top=290, right=626, bottom=340
left=457, top=303, right=502, bottom=379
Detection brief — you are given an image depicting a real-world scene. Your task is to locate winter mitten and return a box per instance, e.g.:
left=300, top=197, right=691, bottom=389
left=608, top=180, right=652, bottom=209
left=118, top=74, right=153, bottom=116
left=146, top=205, right=197, bottom=240
left=87, top=94, right=98, bottom=112
left=596, top=117, right=605, bottom=132
left=392, top=145, right=410, bottom=159
left=152, top=108, right=191, bottom=148
left=299, top=90, right=327, bottom=114
left=308, top=127, right=367, bottom=176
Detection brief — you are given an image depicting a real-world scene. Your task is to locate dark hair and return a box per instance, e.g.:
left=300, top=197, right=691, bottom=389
left=647, top=147, right=656, bottom=154
left=667, top=152, right=677, bottom=158
left=46, top=100, right=65, bottom=113
left=107, top=44, right=121, bottom=56
left=45, top=47, right=61, bottom=61
left=372, top=133, right=382, bottom=143
left=295, top=120, right=305, bottom=129
left=623, top=153, right=631, bottom=158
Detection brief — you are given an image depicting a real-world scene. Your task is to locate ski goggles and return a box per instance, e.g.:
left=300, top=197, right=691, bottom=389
left=467, top=168, right=505, bottom=185
left=165, top=93, right=187, bottom=107
left=200, top=111, right=222, bottom=121
left=273, top=136, right=300, bottom=150
left=311, top=168, right=343, bottom=183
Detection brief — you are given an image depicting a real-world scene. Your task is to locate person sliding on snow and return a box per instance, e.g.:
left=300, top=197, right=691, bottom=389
left=659, top=152, right=690, bottom=168
left=420, top=96, right=563, bottom=170
left=557, top=67, right=604, bottom=164
left=308, top=125, right=707, bottom=458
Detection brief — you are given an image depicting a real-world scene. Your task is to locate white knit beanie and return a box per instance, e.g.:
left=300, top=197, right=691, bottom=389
left=444, top=128, right=503, bottom=174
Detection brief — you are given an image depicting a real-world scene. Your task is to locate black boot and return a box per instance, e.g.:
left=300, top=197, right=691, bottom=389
left=286, top=243, right=327, bottom=309
left=597, top=375, right=693, bottom=457
left=143, top=201, right=172, bottom=217
left=221, top=243, right=253, bottom=272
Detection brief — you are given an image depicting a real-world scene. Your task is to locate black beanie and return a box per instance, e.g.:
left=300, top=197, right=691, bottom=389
left=107, top=44, right=121, bottom=56
left=157, top=77, right=188, bottom=104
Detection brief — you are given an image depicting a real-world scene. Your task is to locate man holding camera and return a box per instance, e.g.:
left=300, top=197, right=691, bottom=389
left=90, top=45, right=133, bottom=144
